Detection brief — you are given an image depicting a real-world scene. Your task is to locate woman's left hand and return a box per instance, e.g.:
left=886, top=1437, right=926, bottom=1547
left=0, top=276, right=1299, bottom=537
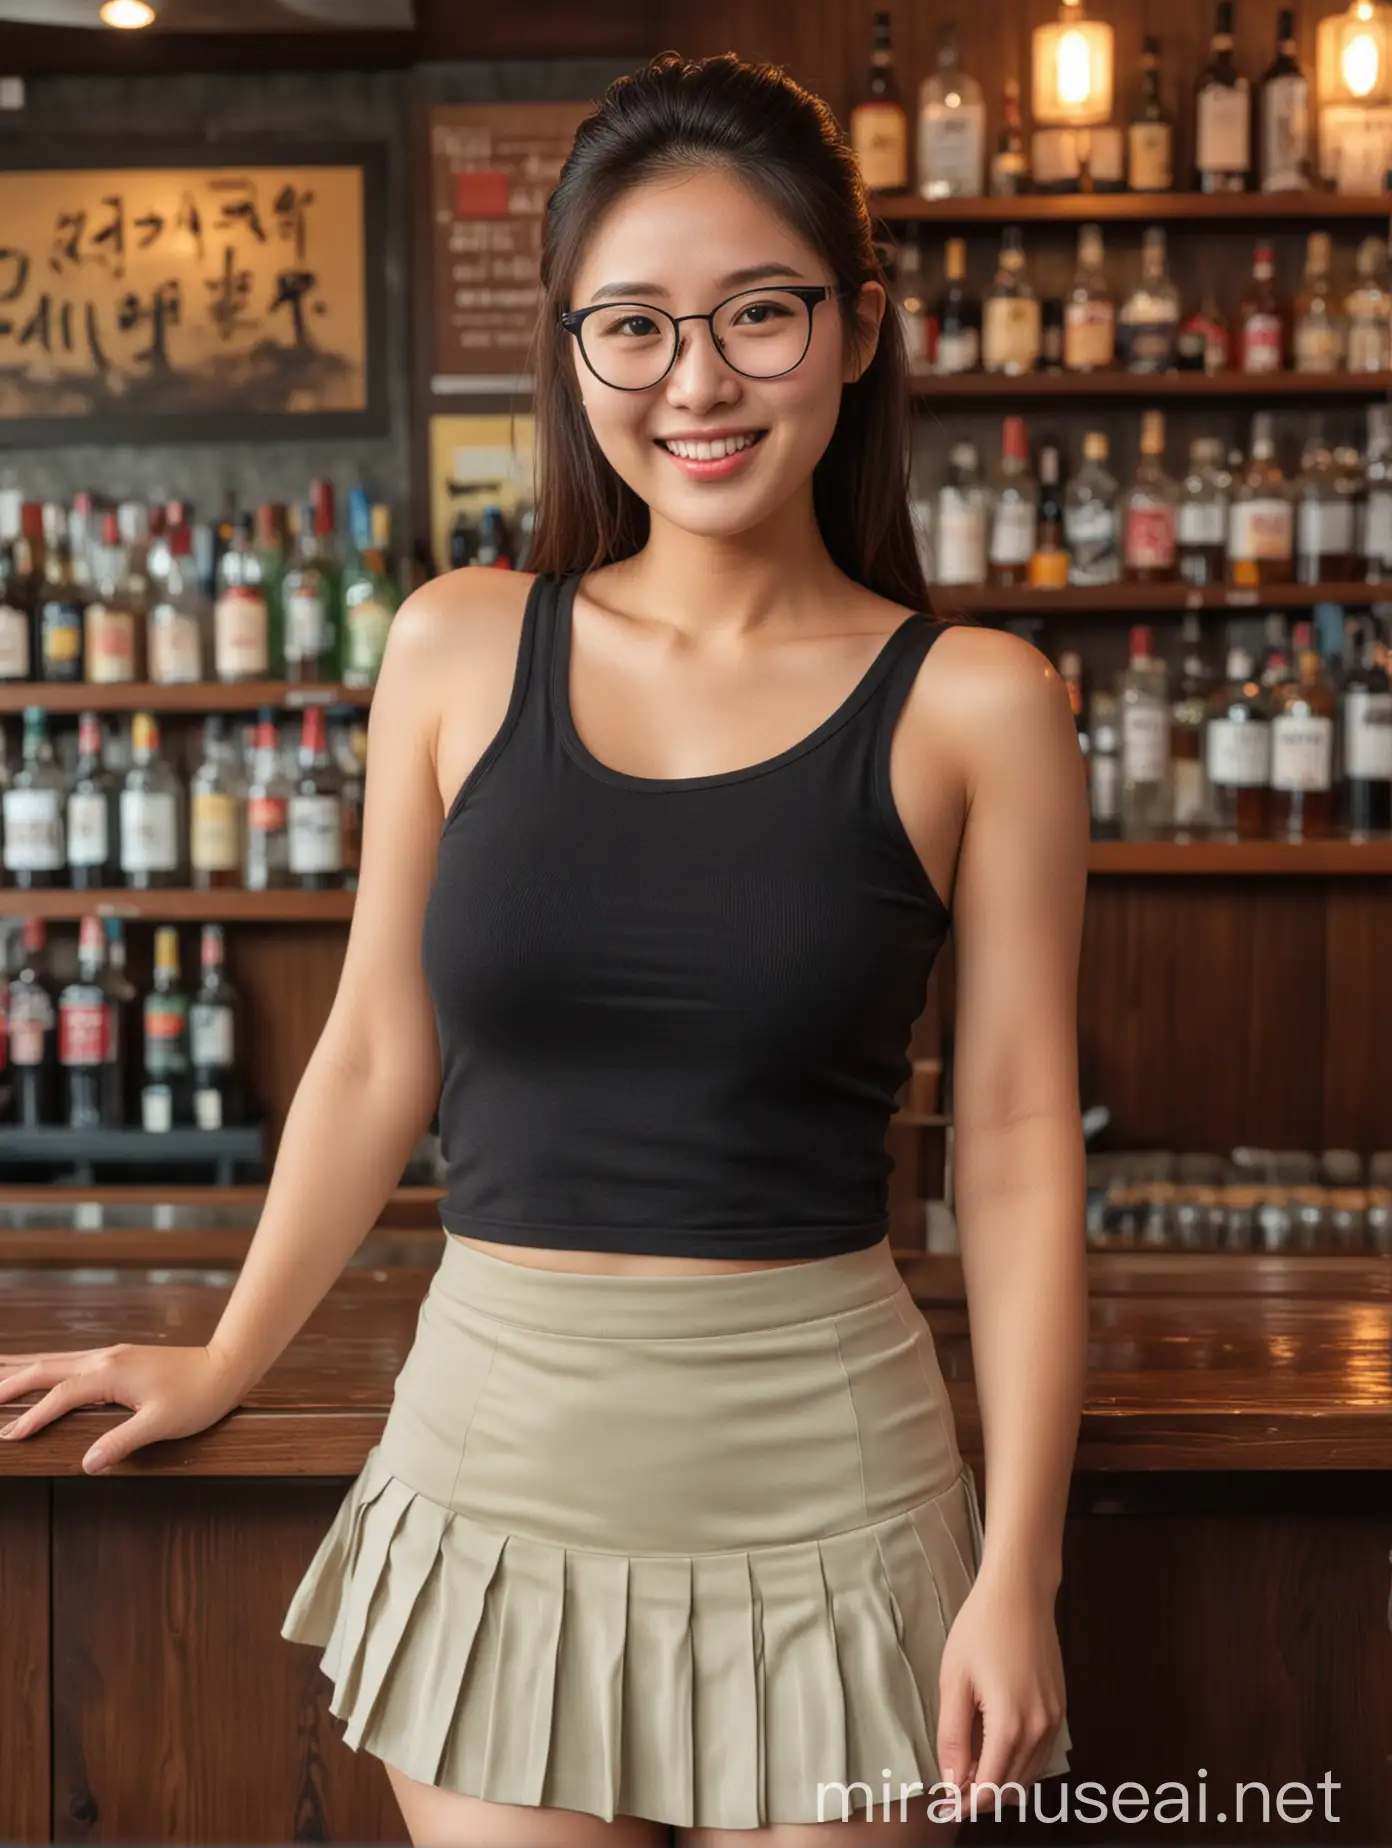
left=934, top=1562, right=1068, bottom=1803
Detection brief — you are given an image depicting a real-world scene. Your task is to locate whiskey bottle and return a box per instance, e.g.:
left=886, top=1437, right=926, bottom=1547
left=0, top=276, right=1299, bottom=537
left=1128, top=36, right=1174, bottom=192
left=1064, top=432, right=1120, bottom=585
left=1345, top=237, right=1392, bottom=373
left=1294, top=431, right=1357, bottom=582
left=37, top=504, right=85, bottom=684
left=1121, top=410, right=1180, bottom=583
left=932, top=238, right=981, bottom=374
left=988, top=416, right=1038, bottom=586
left=282, top=482, right=341, bottom=685
left=287, top=705, right=344, bottom=891
left=1195, top=0, right=1251, bottom=193
left=1269, top=624, right=1336, bottom=838
left=119, top=712, right=184, bottom=890
left=989, top=78, right=1028, bottom=196
left=190, top=715, right=245, bottom=892
left=1257, top=6, right=1311, bottom=192
left=1237, top=242, right=1285, bottom=373
left=66, top=709, right=118, bottom=891
left=214, top=511, right=272, bottom=683
left=1177, top=437, right=1230, bottom=586
left=244, top=709, right=293, bottom=892
left=1292, top=232, right=1343, bottom=374
left=1228, top=413, right=1293, bottom=586
left=3, top=706, right=65, bottom=890
left=1341, top=618, right=1392, bottom=836
left=1063, top=224, right=1116, bottom=372
left=58, top=913, right=124, bottom=1131
left=982, top=227, right=1040, bottom=374
left=190, top=923, right=244, bottom=1130
left=141, top=925, right=190, bottom=1132
left=935, top=441, right=989, bottom=585
left=1029, top=444, right=1070, bottom=588
left=83, top=511, right=144, bottom=686
left=146, top=521, right=209, bottom=685
left=850, top=11, right=910, bottom=193
left=1204, top=646, right=1272, bottom=840
left=1118, top=624, right=1173, bottom=839
left=1117, top=227, right=1181, bottom=372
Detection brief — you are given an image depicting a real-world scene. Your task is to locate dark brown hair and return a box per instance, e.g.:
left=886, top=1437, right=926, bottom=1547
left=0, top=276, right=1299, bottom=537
left=525, top=51, right=932, bottom=613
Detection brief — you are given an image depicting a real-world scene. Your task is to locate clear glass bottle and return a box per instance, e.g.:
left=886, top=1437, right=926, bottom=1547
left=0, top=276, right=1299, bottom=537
left=1335, top=443, right=1367, bottom=579
left=1128, top=36, right=1174, bottom=192
left=244, top=708, right=293, bottom=893
left=935, top=440, right=989, bottom=585
left=146, top=520, right=210, bottom=685
left=989, top=77, right=1028, bottom=196
left=1364, top=403, right=1392, bottom=580
left=341, top=498, right=399, bottom=690
left=1294, top=431, right=1357, bottom=583
left=1064, top=431, right=1120, bottom=586
left=988, top=415, right=1038, bottom=586
left=1344, top=237, right=1391, bottom=373
left=1177, top=437, right=1230, bottom=586
left=1121, top=409, right=1180, bottom=583
left=281, top=481, right=341, bottom=684
left=84, top=510, right=145, bottom=686
left=214, top=511, right=272, bottom=684
left=119, top=711, right=184, bottom=891
left=3, top=706, right=65, bottom=890
left=1063, top=224, right=1115, bottom=373
left=189, top=715, right=245, bottom=892
left=916, top=22, right=985, bottom=200
left=1118, top=623, right=1173, bottom=839
left=1171, top=613, right=1219, bottom=837
left=1204, top=645, right=1272, bottom=840
left=1088, top=692, right=1122, bottom=840
left=1237, top=242, right=1285, bottom=373
left=932, top=237, right=981, bottom=375
left=1292, top=231, right=1343, bottom=374
left=66, top=709, right=118, bottom=892
left=1269, top=624, right=1336, bottom=838
left=1257, top=5, right=1311, bottom=192
left=1195, top=0, right=1251, bottom=193
left=1117, top=227, right=1181, bottom=373
left=891, top=233, right=929, bottom=374
left=982, top=227, right=1040, bottom=375
left=1228, top=412, right=1293, bottom=586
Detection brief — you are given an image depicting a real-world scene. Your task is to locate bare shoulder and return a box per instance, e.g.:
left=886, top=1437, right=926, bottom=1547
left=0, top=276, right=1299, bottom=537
left=381, top=564, right=535, bottom=671
left=911, top=619, right=1081, bottom=786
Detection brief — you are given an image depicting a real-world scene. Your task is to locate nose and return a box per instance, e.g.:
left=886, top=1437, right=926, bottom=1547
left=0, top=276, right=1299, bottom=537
left=663, top=317, right=741, bottom=415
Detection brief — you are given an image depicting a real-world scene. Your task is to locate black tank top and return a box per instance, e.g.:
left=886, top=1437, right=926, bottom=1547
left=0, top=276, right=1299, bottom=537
left=420, top=571, right=952, bottom=1261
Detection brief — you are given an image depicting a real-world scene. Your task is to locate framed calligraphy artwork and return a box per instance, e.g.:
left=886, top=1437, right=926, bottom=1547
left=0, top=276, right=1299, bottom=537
left=0, top=143, right=388, bottom=446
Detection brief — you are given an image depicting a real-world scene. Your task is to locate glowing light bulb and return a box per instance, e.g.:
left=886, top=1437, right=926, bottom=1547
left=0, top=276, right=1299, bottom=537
left=1056, top=26, right=1093, bottom=107
left=100, top=0, right=156, bottom=26
left=1343, top=25, right=1381, bottom=97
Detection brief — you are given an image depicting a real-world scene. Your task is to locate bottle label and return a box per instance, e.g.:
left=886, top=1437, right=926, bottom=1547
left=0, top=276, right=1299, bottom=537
left=1197, top=81, right=1250, bottom=174
left=249, top=794, right=288, bottom=835
left=191, top=791, right=240, bottom=871
left=918, top=107, right=985, bottom=196
left=1118, top=318, right=1177, bottom=371
left=0, top=603, right=30, bottom=679
left=120, top=789, right=179, bottom=872
left=1123, top=504, right=1176, bottom=569
left=59, top=999, right=110, bottom=1067
left=1122, top=703, right=1169, bottom=782
left=1345, top=689, right=1392, bottom=780
left=42, top=606, right=82, bottom=665
left=1367, top=489, right=1392, bottom=564
left=851, top=102, right=909, bottom=191
left=1229, top=498, right=1293, bottom=561
left=285, top=587, right=328, bottom=663
left=989, top=500, right=1036, bottom=565
left=935, top=496, right=987, bottom=584
left=1206, top=716, right=1271, bottom=787
left=9, top=988, right=54, bottom=1065
left=1091, top=751, right=1119, bottom=822
left=66, top=790, right=110, bottom=868
left=1296, top=498, right=1355, bottom=560
left=145, top=997, right=188, bottom=1076
left=288, top=793, right=343, bottom=873
left=1063, top=301, right=1115, bottom=369
left=1262, top=74, right=1310, bottom=189
left=1270, top=713, right=1333, bottom=790
left=1173, top=758, right=1208, bottom=827
left=1293, top=320, right=1341, bottom=373
left=933, top=327, right=979, bottom=374
left=148, top=608, right=204, bottom=684
left=1347, top=315, right=1390, bottom=373
left=194, top=1087, right=224, bottom=1130
left=190, top=1001, right=235, bottom=1068
left=344, top=596, right=392, bottom=679
left=215, top=587, right=269, bottom=677
left=1028, top=546, right=1070, bottom=589
left=1128, top=120, right=1173, bottom=190
left=142, top=1084, right=173, bottom=1132
left=3, top=787, right=63, bottom=871
left=86, top=606, right=137, bottom=684
left=1242, top=313, right=1283, bottom=373
left=1064, top=502, right=1118, bottom=582
left=1178, top=500, right=1226, bottom=547
left=982, top=297, right=1040, bottom=372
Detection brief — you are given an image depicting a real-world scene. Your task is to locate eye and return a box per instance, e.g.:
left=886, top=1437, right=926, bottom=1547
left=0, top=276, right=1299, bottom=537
left=730, top=296, right=797, bottom=327
left=594, top=308, right=664, bottom=340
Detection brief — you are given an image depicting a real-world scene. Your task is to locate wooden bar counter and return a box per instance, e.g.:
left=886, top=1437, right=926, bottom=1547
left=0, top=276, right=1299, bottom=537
left=2, top=1241, right=1389, bottom=1843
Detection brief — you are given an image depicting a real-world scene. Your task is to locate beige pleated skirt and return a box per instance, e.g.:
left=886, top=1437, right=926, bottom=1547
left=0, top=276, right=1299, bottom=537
left=280, top=1232, right=1071, bottom=1828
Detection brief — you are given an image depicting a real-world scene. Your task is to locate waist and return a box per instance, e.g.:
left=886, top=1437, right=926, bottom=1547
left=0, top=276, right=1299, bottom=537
left=447, top=1230, right=837, bottom=1277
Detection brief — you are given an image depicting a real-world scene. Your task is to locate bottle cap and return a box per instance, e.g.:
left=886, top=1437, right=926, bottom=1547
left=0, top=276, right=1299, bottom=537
left=1082, top=431, right=1108, bottom=461
left=1001, top=415, right=1028, bottom=461
left=1129, top=623, right=1154, bottom=659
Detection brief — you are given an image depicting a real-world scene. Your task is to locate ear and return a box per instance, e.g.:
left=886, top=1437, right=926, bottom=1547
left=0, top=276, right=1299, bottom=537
left=842, top=280, right=886, bottom=385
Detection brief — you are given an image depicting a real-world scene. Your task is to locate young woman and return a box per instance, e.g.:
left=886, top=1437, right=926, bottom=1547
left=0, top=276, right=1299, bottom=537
left=0, top=52, right=1087, bottom=1848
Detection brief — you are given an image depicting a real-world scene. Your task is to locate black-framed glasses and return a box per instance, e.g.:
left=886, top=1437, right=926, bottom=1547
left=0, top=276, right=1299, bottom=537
left=560, top=284, right=840, bottom=391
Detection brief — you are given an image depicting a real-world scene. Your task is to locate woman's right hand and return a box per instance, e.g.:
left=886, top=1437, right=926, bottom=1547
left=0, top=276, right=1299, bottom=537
left=0, top=1342, right=248, bottom=1474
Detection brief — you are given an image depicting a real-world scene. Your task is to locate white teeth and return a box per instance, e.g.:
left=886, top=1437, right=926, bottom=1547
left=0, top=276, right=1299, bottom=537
left=661, top=433, right=760, bottom=460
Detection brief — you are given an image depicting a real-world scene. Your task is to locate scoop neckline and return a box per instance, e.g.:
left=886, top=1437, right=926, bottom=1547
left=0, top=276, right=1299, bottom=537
left=549, top=571, right=930, bottom=793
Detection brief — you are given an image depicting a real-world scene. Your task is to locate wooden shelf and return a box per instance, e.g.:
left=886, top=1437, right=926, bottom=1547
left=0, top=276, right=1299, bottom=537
left=946, top=581, right=1382, bottom=615
left=0, top=888, right=354, bottom=921
left=1089, top=839, right=1392, bottom=874
left=912, top=370, right=1392, bottom=400
left=871, top=190, right=1391, bottom=225
left=0, top=682, right=374, bottom=716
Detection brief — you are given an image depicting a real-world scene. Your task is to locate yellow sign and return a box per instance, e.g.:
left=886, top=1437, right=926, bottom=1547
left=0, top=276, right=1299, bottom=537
left=428, top=412, right=536, bottom=573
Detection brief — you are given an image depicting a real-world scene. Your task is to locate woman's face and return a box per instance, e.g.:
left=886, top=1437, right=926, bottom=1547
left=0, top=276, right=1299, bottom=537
left=565, top=166, right=883, bottom=542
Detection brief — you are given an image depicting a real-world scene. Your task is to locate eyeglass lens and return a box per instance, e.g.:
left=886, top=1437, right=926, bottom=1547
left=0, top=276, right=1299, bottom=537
left=579, top=290, right=814, bottom=389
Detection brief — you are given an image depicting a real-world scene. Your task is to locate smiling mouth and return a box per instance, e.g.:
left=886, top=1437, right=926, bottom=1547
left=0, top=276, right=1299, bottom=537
left=654, top=431, right=767, bottom=460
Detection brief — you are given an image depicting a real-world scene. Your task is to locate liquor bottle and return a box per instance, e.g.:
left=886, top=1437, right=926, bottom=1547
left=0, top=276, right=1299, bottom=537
left=1345, top=237, right=1391, bottom=373
left=1117, top=227, right=1181, bottom=372
left=146, top=521, right=210, bottom=685
left=1204, top=645, right=1272, bottom=840
left=58, top=913, right=124, bottom=1130
left=244, top=709, right=293, bottom=892
left=1029, top=444, right=1069, bottom=588
left=1365, top=403, right=1392, bottom=579
left=84, top=510, right=144, bottom=685
left=1294, top=432, right=1357, bottom=582
left=1064, top=432, right=1120, bottom=585
left=282, top=481, right=341, bottom=683
left=917, top=23, right=985, bottom=201
left=0, top=502, right=41, bottom=684
left=1118, top=624, right=1172, bottom=839
left=1121, top=410, right=1180, bottom=583
left=1176, top=293, right=1230, bottom=373
left=1088, top=693, right=1122, bottom=840
left=1237, top=243, right=1285, bottom=372
left=1038, top=298, right=1065, bottom=371
left=982, top=227, right=1040, bottom=375
left=1334, top=443, right=1367, bottom=576
left=190, top=923, right=244, bottom=1130
left=189, top=715, right=245, bottom=892
left=1171, top=613, right=1218, bottom=836
left=1058, top=649, right=1087, bottom=741
left=141, top=925, right=190, bottom=1132
left=850, top=11, right=910, bottom=192
left=1228, top=413, right=1293, bottom=586
left=66, top=709, right=118, bottom=891
left=1195, top=0, right=1251, bottom=193
left=103, top=916, right=139, bottom=1110
left=890, top=235, right=929, bottom=375
left=932, top=238, right=981, bottom=375
left=8, top=917, right=58, bottom=1126
left=214, top=511, right=272, bottom=684
left=988, top=416, right=1038, bottom=586
left=3, top=706, right=65, bottom=890
left=336, top=713, right=367, bottom=891
left=935, top=441, right=989, bottom=586
left=474, top=505, right=514, bottom=568
left=989, top=78, right=1028, bottom=196
left=1341, top=619, right=1392, bottom=836
left=1128, top=36, right=1174, bottom=192
left=1269, top=623, right=1336, bottom=838
left=1292, top=232, right=1343, bottom=374
left=119, top=712, right=184, bottom=890
left=288, top=705, right=344, bottom=890
left=1257, top=6, right=1311, bottom=193
left=1063, top=225, right=1115, bottom=372
left=1177, top=438, right=1231, bottom=586
left=37, top=504, right=85, bottom=684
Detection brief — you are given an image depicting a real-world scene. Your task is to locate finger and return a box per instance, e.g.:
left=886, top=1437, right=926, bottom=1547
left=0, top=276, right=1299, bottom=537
left=84, top=1406, right=167, bottom=1474
left=936, top=1671, right=978, bottom=1796
left=0, top=1348, right=110, bottom=1367
left=0, top=1371, right=116, bottom=1440
left=971, top=1708, right=1025, bottom=1802
left=0, top=1354, right=109, bottom=1407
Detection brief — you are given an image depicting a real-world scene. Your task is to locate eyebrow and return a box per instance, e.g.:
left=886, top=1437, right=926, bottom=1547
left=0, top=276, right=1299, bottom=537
left=585, top=262, right=809, bottom=304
